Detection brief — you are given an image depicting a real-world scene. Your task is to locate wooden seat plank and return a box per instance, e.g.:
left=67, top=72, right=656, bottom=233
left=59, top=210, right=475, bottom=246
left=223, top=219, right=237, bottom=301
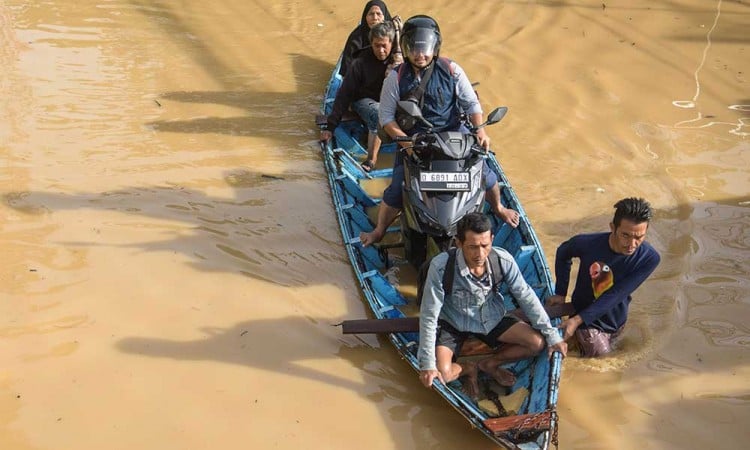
left=483, top=411, right=551, bottom=434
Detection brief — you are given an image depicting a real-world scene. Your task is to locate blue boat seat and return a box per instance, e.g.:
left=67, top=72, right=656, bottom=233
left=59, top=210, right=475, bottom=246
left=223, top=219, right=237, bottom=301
left=336, top=174, right=376, bottom=208
left=362, top=270, right=408, bottom=308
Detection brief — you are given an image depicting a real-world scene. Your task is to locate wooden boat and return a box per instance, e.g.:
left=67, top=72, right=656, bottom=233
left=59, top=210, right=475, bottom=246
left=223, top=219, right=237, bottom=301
left=318, top=56, right=566, bottom=449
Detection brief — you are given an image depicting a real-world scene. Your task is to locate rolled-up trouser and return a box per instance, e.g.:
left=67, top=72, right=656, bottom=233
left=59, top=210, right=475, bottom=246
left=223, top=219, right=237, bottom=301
left=351, top=98, right=379, bottom=133
left=575, top=325, right=625, bottom=357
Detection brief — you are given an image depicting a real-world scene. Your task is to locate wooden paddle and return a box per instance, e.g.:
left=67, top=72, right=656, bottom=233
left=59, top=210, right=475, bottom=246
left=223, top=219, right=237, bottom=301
left=340, top=302, right=576, bottom=334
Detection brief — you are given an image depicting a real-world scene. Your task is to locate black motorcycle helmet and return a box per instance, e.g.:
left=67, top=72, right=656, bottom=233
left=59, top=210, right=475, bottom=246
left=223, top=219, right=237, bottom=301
left=401, top=15, right=441, bottom=57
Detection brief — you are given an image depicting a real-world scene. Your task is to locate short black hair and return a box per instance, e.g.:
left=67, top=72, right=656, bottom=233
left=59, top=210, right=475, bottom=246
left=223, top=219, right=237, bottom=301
left=612, top=197, right=653, bottom=227
left=456, top=212, right=491, bottom=241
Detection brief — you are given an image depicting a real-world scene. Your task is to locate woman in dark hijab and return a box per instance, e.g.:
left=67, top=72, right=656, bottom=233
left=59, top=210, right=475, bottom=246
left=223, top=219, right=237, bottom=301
left=339, top=1, right=393, bottom=76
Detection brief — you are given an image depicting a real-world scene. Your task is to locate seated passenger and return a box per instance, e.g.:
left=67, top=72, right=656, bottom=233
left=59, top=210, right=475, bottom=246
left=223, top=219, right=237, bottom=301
left=339, top=1, right=394, bottom=77
left=321, top=22, right=397, bottom=172
left=360, top=15, right=520, bottom=247
left=418, top=212, right=567, bottom=398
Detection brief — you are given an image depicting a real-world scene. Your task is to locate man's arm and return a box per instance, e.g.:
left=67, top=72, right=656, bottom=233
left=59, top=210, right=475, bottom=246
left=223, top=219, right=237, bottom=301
left=417, top=255, right=447, bottom=375
left=553, top=237, right=577, bottom=298
left=451, top=62, right=489, bottom=149
left=378, top=69, right=400, bottom=130
left=452, top=62, right=481, bottom=116
left=377, top=69, right=412, bottom=147
left=499, top=251, right=563, bottom=347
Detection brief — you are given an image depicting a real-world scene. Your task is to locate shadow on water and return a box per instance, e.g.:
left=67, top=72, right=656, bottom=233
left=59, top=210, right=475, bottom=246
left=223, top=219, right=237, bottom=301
left=129, top=0, right=334, bottom=141
left=117, top=316, right=364, bottom=389
left=3, top=169, right=347, bottom=288
left=3, top=177, right=496, bottom=447
left=10, top=2, right=464, bottom=445
left=115, top=315, right=497, bottom=449
left=144, top=52, right=333, bottom=142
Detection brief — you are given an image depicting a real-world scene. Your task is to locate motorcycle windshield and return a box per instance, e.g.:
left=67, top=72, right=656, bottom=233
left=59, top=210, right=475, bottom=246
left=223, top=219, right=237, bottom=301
left=435, top=132, right=475, bottom=160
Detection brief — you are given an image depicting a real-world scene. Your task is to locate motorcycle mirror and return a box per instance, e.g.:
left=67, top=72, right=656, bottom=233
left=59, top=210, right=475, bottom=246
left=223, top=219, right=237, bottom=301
left=397, top=100, right=434, bottom=129
left=397, top=100, right=423, bottom=117
left=485, top=107, right=508, bottom=126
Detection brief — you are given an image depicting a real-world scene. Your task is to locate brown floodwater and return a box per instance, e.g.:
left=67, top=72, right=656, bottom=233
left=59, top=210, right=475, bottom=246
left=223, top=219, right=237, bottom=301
left=1, top=1, right=747, bottom=449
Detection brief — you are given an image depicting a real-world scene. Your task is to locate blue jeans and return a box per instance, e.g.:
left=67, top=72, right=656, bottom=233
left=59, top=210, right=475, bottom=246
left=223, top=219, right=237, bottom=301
left=351, top=98, right=379, bottom=133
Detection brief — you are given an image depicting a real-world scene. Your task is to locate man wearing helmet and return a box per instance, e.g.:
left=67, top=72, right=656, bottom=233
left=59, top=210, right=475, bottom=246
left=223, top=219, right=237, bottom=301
left=360, top=15, right=520, bottom=247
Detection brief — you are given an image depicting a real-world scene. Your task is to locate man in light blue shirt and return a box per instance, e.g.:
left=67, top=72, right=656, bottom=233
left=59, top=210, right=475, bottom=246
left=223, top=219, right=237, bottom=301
left=418, top=212, right=567, bottom=398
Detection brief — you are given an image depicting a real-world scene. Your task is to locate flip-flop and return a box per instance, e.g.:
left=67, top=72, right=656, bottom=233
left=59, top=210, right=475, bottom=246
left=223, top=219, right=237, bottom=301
left=361, top=159, right=374, bottom=172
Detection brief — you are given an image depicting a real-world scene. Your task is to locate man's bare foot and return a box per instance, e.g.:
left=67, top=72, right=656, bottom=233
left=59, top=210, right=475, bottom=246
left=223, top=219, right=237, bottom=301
left=478, top=358, right=516, bottom=387
left=459, top=361, right=480, bottom=400
left=359, top=229, right=384, bottom=247
left=495, top=206, right=520, bottom=228
left=487, top=365, right=516, bottom=387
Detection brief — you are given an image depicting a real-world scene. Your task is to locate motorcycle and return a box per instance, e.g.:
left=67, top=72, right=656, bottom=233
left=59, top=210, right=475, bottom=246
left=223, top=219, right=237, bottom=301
left=393, top=101, right=508, bottom=269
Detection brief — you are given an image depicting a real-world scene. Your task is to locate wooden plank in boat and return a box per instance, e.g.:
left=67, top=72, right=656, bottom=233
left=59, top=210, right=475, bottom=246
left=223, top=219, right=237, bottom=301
left=340, top=303, right=575, bottom=334
left=483, top=411, right=551, bottom=434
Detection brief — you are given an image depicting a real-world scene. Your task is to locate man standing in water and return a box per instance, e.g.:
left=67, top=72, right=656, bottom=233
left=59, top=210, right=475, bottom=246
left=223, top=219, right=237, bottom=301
left=548, top=197, right=661, bottom=357
left=418, top=213, right=567, bottom=398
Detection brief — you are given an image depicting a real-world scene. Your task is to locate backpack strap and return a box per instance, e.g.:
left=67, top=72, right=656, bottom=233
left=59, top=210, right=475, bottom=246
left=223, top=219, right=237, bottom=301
left=436, top=56, right=454, bottom=75
left=441, top=247, right=458, bottom=296
left=488, top=249, right=504, bottom=294
left=396, top=63, right=405, bottom=81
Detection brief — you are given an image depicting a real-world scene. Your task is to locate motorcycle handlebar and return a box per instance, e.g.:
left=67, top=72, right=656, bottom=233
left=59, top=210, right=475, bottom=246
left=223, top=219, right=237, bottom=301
left=394, top=133, right=437, bottom=144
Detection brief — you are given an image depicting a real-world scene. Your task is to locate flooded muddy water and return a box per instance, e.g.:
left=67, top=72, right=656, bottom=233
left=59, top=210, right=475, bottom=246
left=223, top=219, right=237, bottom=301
left=1, top=1, right=747, bottom=449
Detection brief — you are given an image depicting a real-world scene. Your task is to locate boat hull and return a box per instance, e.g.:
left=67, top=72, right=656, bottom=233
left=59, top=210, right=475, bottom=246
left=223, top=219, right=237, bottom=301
left=319, top=57, right=563, bottom=449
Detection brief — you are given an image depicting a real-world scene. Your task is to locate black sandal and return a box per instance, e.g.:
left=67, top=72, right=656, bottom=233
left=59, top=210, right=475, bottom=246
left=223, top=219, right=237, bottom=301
left=361, top=159, right=374, bottom=172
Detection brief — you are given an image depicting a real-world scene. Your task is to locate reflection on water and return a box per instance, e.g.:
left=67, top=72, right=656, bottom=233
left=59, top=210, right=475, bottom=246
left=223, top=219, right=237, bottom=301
left=695, top=392, right=750, bottom=405
left=690, top=319, right=750, bottom=348
left=0, top=315, right=90, bottom=338
left=646, top=356, right=697, bottom=375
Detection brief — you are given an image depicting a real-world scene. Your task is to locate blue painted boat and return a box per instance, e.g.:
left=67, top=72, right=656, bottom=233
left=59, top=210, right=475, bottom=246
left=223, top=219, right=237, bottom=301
left=319, top=56, right=564, bottom=449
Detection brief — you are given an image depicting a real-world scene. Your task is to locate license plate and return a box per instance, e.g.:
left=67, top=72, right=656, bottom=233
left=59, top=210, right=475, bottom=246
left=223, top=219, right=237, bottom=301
left=419, top=171, right=471, bottom=192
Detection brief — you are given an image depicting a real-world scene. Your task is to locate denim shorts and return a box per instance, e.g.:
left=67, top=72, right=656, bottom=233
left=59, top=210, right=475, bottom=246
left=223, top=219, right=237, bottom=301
left=351, top=98, right=379, bottom=133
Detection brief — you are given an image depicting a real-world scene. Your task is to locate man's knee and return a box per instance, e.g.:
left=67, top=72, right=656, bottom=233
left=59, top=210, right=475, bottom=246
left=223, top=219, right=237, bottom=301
left=482, top=163, right=498, bottom=190
left=527, top=332, right=545, bottom=353
left=436, top=360, right=453, bottom=377
left=575, top=328, right=613, bottom=357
